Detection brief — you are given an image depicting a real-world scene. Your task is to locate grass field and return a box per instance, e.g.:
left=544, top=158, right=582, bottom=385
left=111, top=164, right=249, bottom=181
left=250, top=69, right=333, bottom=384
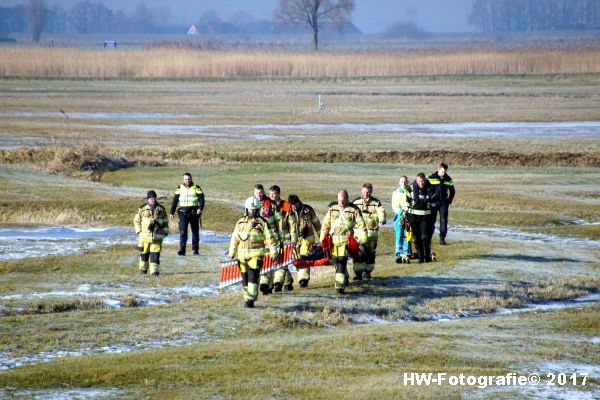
left=0, top=71, right=599, bottom=399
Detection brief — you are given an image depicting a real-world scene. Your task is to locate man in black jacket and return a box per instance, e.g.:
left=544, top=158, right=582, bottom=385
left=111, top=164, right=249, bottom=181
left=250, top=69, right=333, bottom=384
left=428, top=163, right=455, bottom=245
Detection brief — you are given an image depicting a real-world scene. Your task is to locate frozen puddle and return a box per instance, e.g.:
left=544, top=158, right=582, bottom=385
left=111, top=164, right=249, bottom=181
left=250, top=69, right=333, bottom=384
left=453, top=225, right=600, bottom=249
left=0, top=333, right=206, bottom=370
left=118, top=121, right=600, bottom=138
left=0, top=282, right=224, bottom=307
left=353, top=292, right=600, bottom=324
left=0, top=225, right=230, bottom=260
left=0, top=388, right=123, bottom=399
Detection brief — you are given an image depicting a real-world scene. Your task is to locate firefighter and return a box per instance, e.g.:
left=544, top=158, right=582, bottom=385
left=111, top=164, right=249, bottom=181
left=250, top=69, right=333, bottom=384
left=253, top=184, right=282, bottom=295
left=352, top=183, right=386, bottom=280
left=406, top=173, right=437, bottom=263
left=170, top=172, right=205, bottom=256
left=288, top=194, right=321, bottom=288
left=392, top=175, right=412, bottom=263
left=320, top=190, right=367, bottom=294
left=269, top=185, right=297, bottom=292
left=428, top=163, right=456, bottom=245
left=134, top=190, right=169, bottom=276
left=228, top=196, right=278, bottom=308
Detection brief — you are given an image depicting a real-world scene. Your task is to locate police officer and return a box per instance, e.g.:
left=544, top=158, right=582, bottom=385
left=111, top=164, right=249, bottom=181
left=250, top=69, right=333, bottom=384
left=229, top=196, right=278, bottom=308
left=320, top=190, right=367, bottom=294
left=352, top=183, right=386, bottom=280
left=428, top=163, right=456, bottom=245
left=170, top=172, right=205, bottom=256
left=288, top=194, right=321, bottom=288
left=134, top=190, right=169, bottom=276
left=406, top=173, right=437, bottom=263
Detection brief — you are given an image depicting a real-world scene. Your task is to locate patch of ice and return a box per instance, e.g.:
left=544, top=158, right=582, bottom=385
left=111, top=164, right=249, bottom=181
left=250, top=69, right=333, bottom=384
left=497, top=292, right=600, bottom=315
left=0, top=332, right=206, bottom=370
left=3, top=388, right=123, bottom=399
left=453, top=225, right=600, bottom=248
left=591, top=337, right=600, bottom=344
left=102, top=299, right=122, bottom=308
left=117, top=121, right=600, bottom=139
left=541, top=361, right=600, bottom=377
left=0, top=225, right=230, bottom=260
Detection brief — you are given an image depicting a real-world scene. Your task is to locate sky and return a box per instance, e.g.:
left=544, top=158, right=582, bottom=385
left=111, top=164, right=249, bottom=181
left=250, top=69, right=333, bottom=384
left=2, top=0, right=477, bottom=33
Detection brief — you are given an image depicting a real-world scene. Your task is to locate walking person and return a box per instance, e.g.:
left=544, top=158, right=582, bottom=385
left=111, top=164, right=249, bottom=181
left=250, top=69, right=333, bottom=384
left=406, top=173, right=437, bottom=263
left=352, top=183, right=386, bottom=280
left=392, top=176, right=412, bottom=263
left=134, top=190, right=169, bottom=276
left=428, top=163, right=456, bottom=245
left=170, top=172, right=205, bottom=256
left=288, top=194, right=321, bottom=288
left=320, top=190, right=367, bottom=294
left=229, top=196, right=278, bottom=308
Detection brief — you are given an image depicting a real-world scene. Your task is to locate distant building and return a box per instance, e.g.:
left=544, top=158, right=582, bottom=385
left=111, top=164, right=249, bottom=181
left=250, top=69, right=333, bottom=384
left=187, top=25, right=199, bottom=35
left=103, top=40, right=117, bottom=49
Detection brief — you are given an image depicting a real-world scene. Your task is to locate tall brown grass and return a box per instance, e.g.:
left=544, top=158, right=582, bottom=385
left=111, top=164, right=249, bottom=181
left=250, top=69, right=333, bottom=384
left=1, top=47, right=599, bottom=78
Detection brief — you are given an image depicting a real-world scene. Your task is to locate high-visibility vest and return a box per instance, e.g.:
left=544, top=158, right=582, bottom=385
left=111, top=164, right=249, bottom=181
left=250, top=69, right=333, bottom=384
left=176, top=184, right=203, bottom=208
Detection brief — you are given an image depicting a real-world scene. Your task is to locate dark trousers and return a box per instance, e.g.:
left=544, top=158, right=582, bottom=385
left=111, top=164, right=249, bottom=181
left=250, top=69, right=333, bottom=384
left=431, top=202, right=450, bottom=239
left=409, top=214, right=431, bottom=262
left=178, top=209, right=199, bottom=253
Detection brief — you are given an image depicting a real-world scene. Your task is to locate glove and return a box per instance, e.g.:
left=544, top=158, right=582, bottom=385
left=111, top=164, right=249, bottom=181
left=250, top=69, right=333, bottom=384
left=147, top=221, right=155, bottom=232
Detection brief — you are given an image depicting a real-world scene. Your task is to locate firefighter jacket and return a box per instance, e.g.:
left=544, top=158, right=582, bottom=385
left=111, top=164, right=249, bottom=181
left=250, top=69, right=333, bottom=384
left=134, top=203, right=169, bottom=243
left=320, top=202, right=367, bottom=248
left=228, top=215, right=278, bottom=260
left=352, top=196, right=386, bottom=240
left=170, top=182, right=204, bottom=214
left=406, top=182, right=437, bottom=216
left=260, top=198, right=281, bottom=242
left=291, top=203, right=321, bottom=243
left=392, top=187, right=410, bottom=215
left=273, top=199, right=297, bottom=242
left=427, top=172, right=455, bottom=205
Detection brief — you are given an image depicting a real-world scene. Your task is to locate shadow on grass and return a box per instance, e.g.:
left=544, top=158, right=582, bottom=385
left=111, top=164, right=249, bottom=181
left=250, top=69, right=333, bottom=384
left=479, top=254, right=579, bottom=263
left=272, top=275, right=527, bottom=317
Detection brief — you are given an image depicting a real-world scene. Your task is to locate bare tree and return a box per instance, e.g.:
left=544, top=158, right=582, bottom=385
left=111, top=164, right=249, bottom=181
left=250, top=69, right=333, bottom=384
left=26, top=0, right=47, bottom=42
left=274, top=0, right=355, bottom=51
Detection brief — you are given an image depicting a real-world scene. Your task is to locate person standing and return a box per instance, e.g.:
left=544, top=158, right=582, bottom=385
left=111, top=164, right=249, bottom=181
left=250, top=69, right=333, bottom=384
left=406, top=173, right=437, bottom=263
left=392, top=175, right=412, bottom=263
left=228, top=196, right=278, bottom=308
left=288, top=194, right=321, bottom=288
left=428, top=163, right=456, bottom=245
left=134, top=190, right=169, bottom=276
left=170, top=172, right=205, bottom=256
left=352, top=183, right=386, bottom=280
left=320, top=190, right=367, bottom=294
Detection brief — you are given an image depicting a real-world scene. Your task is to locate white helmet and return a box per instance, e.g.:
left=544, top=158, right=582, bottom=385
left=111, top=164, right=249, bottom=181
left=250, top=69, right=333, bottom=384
left=244, top=196, right=260, bottom=210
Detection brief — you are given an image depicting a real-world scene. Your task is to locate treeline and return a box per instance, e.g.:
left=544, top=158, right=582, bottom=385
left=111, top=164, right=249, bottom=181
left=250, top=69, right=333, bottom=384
left=469, top=0, right=600, bottom=32
left=0, top=1, right=171, bottom=35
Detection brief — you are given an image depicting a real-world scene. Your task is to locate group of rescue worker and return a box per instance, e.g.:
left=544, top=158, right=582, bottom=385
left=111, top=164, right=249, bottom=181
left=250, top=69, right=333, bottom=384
left=133, top=164, right=455, bottom=308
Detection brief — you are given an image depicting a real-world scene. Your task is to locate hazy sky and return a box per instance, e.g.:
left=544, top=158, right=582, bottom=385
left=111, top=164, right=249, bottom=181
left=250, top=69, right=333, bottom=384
left=3, top=0, right=477, bottom=33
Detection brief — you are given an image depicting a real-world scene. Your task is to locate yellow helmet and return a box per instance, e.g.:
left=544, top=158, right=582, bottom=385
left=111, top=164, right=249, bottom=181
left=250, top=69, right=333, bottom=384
left=244, top=196, right=260, bottom=210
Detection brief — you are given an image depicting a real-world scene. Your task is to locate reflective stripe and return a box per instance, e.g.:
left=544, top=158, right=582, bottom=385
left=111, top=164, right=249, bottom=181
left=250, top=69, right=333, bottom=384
left=429, top=179, right=441, bottom=184
left=176, top=184, right=202, bottom=207
left=408, top=209, right=431, bottom=216
left=444, top=181, right=454, bottom=186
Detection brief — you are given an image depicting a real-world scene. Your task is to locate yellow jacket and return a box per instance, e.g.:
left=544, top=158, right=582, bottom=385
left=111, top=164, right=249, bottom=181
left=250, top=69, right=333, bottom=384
left=134, top=203, right=169, bottom=243
left=229, top=215, right=278, bottom=260
left=320, top=203, right=367, bottom=247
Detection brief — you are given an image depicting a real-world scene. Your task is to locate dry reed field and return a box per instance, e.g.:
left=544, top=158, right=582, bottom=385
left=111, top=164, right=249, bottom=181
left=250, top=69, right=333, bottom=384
left=1, top=46, right=600, bottom=78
